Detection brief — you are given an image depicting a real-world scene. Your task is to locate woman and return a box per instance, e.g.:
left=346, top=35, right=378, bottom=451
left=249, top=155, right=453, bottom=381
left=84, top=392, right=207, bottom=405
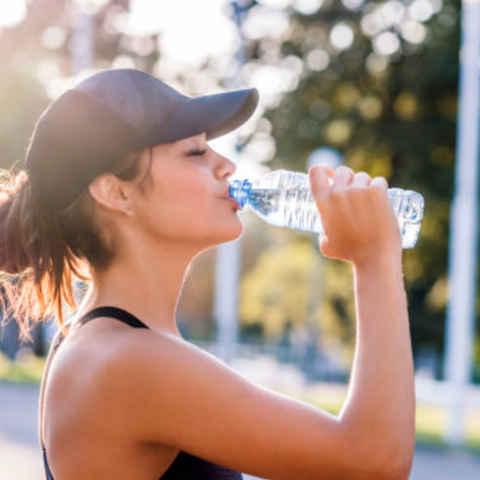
left=1, top=68, right=415, bottom=480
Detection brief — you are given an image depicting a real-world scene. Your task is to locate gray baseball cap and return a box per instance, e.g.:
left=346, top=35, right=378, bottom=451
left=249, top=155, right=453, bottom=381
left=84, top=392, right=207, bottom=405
left=24, top=68, right=259, bottom=214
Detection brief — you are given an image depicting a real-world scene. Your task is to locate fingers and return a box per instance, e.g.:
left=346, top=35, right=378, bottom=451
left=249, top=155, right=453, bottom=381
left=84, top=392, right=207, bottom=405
left=352, top=171, right=372, bottom=187
left=309, top=165, right=334, bottom=203
left=310, top=165, right=389, bottom=199
left=332, top=166, right=355, bottom=188
left=371, top=176, right=388, bottom=190
left=335, top=169, right=388, bottom=190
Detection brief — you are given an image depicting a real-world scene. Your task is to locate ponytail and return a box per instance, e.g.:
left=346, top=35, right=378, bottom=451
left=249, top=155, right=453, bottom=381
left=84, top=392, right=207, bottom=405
left=0, top=165, right=88, bottom=343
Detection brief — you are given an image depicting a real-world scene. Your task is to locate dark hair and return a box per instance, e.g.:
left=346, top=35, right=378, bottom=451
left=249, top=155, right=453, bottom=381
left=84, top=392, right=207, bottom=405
left=0, top=147, right=153, bottom=343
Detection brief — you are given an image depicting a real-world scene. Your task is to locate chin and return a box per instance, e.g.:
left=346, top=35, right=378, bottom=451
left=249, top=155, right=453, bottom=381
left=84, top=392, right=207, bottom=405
left=206, top=218, right=244, bottom=247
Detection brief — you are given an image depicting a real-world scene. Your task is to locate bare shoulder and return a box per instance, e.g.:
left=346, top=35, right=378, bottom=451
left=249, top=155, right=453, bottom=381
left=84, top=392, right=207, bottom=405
left=85, top=328, right=393, bottom=480
left=89, top=327, right=247, bottom=411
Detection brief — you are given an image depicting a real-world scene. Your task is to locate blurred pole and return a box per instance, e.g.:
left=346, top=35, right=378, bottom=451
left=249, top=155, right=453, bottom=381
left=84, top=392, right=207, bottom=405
left=214, top=238, right=241, bottom=364
left=214, top=1, right=255, bottom=365
left=444, top=0, right=480, bottom=446
left=305, top=148, right=344, bottom=378
left=69, top=1, right=94, bottom=75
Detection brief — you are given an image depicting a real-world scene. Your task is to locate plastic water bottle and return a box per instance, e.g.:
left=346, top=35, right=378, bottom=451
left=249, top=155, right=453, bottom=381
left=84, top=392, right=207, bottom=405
left=229, top=169, right=425, bottom=249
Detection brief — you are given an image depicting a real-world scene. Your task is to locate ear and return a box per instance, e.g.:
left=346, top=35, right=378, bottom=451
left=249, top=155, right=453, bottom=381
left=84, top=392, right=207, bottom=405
left=88, top=174, right=135, bottom=216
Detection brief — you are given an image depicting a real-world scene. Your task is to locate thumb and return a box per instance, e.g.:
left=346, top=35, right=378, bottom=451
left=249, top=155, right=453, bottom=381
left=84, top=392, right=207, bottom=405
left=318, top=235, right=332, bottom=258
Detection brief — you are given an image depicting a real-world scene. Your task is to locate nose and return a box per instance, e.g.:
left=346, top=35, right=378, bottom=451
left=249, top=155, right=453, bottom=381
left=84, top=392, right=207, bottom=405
left=215, top=154, right=236, bottom=180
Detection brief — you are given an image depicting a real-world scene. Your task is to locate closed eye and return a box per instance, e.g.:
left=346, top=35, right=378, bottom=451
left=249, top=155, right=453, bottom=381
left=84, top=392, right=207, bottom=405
left=187, top=149, right=207, bottom=157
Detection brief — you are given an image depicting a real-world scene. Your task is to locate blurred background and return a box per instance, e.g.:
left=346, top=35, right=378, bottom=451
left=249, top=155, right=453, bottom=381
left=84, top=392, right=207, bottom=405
left=0, top=0, right=479, bottom=479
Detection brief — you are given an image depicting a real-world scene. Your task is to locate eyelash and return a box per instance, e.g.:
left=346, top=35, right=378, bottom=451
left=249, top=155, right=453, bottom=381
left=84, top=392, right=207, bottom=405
left=188, top=149, right=207, bottom=157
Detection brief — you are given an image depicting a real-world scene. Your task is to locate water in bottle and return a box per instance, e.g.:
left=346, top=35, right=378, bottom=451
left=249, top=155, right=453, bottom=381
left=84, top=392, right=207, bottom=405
left=229, top=169, right=424, bottom=249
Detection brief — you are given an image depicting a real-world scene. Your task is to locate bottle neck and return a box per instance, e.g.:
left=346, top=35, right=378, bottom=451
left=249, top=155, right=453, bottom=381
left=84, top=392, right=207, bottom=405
left=229, top=179, right=252, bottom=208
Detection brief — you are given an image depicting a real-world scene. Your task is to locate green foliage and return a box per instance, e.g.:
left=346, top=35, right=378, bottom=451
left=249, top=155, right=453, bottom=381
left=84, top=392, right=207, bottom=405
left=0, top=350, right=45, bottom=385
left=315, top=259, right=356, bottom=356
left=239, top=230, right=357, bottom=357
left=240, top=238, right=316, bottom=341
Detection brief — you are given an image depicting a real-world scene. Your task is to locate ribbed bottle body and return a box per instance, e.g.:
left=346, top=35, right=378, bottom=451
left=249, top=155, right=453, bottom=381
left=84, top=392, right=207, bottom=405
left=229, top=170, right=424, bottom=249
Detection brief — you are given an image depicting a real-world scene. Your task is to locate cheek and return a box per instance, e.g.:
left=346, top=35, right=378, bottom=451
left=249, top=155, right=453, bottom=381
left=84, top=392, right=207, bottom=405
left=142, top=171, right=215, bottom=236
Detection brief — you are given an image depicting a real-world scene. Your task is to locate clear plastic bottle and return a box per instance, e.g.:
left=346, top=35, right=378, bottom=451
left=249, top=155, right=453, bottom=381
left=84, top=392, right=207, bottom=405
left=229, top=169, right=425, bottom=249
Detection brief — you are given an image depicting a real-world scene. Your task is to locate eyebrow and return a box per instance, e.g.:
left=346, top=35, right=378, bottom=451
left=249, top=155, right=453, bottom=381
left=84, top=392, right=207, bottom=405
left=185, top=140, right=208, bottom=149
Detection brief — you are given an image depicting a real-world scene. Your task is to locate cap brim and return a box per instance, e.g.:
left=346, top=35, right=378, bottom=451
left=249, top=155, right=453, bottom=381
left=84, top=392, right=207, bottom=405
left=137, top=88, right=259, bottom=147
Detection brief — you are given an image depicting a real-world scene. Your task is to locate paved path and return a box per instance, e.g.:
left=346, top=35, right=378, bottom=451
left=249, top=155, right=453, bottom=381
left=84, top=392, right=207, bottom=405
left=1, top=382, right=479, bottom=480
left=0, top=382, right=43, bottom=480
left=409, top=443, right=480, bottom=479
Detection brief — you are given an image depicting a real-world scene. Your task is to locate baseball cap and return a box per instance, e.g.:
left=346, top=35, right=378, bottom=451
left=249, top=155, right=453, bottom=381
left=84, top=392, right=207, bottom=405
left=24, top=68, right=259, bottom=215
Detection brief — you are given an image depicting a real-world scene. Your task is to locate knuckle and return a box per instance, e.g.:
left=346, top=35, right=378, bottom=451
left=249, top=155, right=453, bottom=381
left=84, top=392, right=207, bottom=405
left=330, top=186, right=345, bottom=200
left=349, top=186, right=366, bottom=201
left=355, top=173, right=373, bottom=188
left=351, top=185, right=366, bottom=194
left=337, top=165, right=354, bottom=176
left=369, top=183, right=387, bottom=199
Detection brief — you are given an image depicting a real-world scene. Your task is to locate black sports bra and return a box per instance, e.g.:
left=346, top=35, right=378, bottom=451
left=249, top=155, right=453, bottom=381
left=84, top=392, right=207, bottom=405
left=41, top=306, right=243, bottom=480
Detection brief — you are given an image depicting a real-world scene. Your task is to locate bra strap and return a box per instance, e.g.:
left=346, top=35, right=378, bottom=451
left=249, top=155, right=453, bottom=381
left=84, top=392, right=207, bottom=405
left=40, top=306, right=149, bottom=454
left=76, top=306, right=150, bottom=330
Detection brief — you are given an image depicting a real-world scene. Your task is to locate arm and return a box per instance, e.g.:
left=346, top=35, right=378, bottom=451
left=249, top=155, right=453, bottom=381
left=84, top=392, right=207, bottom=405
left=308, top=165, right=416, bottom=480
left=339, top=257, right=415, bottom=480
left=91, top=329, right=395, bottom=480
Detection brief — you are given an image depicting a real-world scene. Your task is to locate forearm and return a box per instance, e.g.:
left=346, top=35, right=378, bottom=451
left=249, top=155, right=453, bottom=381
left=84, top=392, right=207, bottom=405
left=338, top=257, right=415, bottom=474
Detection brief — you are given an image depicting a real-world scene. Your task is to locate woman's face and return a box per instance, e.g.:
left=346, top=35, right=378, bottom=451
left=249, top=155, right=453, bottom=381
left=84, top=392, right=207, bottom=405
left=129, top=132, right=243, bottom=249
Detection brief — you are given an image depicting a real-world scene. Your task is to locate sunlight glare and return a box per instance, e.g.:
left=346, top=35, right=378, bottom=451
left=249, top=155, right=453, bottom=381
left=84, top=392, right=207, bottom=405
left=373, top=31, right=401, bottom=56
left=330, top=23, right=355, bottom=50
left=257, top=0, right=292, bottom=9
left=293, top=0, right=324, bottom=15
left=128, top=0, right=237, bottom=65
left=0, top=0, right=27, bottom=28
left=243, top=6, right=290, bottom=40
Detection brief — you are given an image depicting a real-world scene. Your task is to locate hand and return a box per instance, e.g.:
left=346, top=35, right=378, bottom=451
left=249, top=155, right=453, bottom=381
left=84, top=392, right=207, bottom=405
left=308, top=164, right=402, bottom=266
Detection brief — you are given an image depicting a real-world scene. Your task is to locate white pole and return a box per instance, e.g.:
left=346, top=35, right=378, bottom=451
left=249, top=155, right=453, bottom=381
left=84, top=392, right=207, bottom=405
left=214, top=238, right=242, bottom=364
left=444, top=0, right=480, bottom=446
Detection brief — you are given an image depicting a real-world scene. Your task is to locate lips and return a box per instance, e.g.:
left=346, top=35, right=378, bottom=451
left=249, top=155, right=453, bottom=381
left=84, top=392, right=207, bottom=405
left=220, top=191, right=241, bottom=210
left=224, top=196, right=242, bottom=211
left=220, top=185, right=242, bottom=211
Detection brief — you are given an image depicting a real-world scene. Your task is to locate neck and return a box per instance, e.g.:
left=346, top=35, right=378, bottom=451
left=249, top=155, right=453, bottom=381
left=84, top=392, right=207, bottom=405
left=77, top=233, right=208, bottom=338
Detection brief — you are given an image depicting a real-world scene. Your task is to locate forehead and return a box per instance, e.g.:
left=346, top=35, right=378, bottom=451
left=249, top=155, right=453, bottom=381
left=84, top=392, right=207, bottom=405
left=153, top=132, right=207, bottom=153
left=148, top=132, right=207, bottom=162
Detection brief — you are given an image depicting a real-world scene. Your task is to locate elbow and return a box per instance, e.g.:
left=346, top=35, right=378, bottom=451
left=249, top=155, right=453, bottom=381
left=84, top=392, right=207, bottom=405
left=368, top=443, right=415, bottom=480
left=345, top=451, right=413, bottom=480
left=339, top=417, right=415, bottom=480
left=344, top=431, right=415, bottom=480
left=342, top=412, right=415, bottom=480
left=374, top=461, right=413, bottom=480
